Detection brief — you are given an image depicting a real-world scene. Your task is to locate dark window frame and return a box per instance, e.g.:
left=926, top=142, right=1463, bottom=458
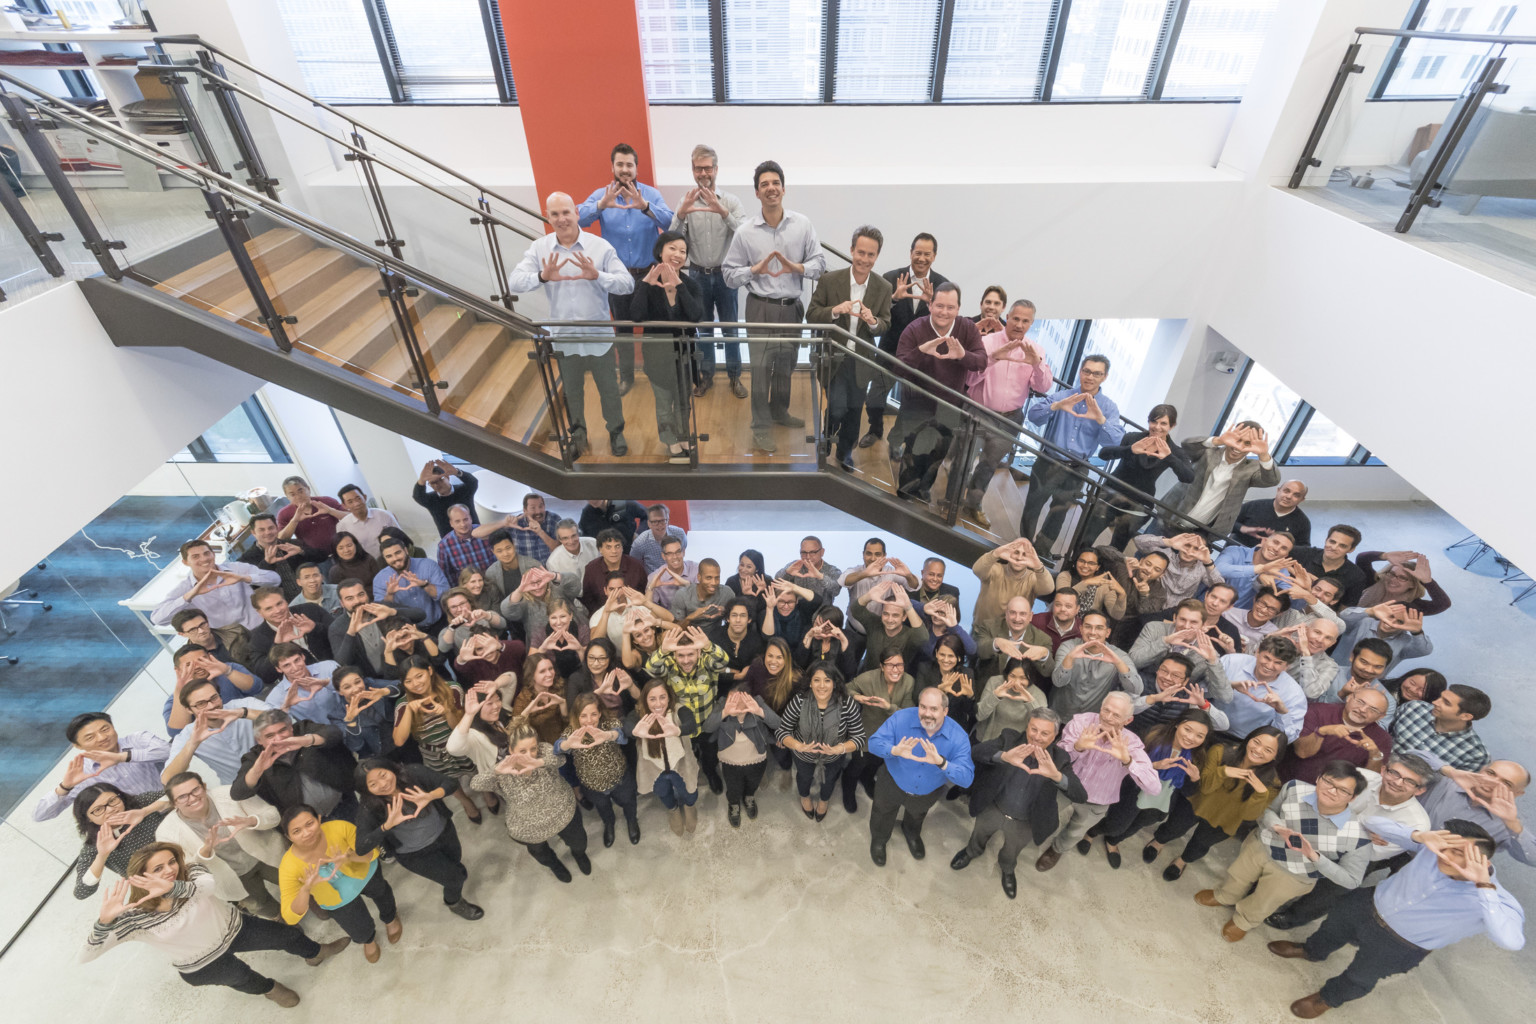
left=1216, top=358, right=1384, bottom=469
left=177, top=397, right=292, bottom=465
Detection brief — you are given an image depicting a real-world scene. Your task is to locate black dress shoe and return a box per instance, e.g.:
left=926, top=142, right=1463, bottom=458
left=950, top=850, right=973, bottom=871
left=742, top=797, right=758, bottom=820
left=1076, top=838, right=1092, bottom=855
left=842, top=788, right=858, bottom=814
left=1266, top=912, right=1300, bottom=930
left=617, top=378, right=633, bottom=397
left=627, top=818, right=641, bottom=845
left=602, top=820, right=615, bottom=848
left=904, top=830, right=926, bottom=860
left=609, top=431, right=629, bottom=457
left=838, top=451, right=855, bottom=472
left=549, top=861, right=572, bottom=883
left=1105, top=847, right=1122, bottom=870
left=448, top=899, right=484, bottom=921
left=857, top=431, right=880, bottom=449
left=1162, top=862, right=1184, bottom=882
left=1142, top=844, right=1160, bottom=864
left=870, top=841, right=887, bottom=867
left=1001, top=871, right=1018, bottom=899
left=572, top=851, right=591, bottom=876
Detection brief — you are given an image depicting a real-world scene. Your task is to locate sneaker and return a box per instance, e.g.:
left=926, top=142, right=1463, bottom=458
left=728, top=804, right=741, bottom=828
left=609, top=431, right=628, bottom=457
left=772, top=412, right=805, bottom=428
left=752, top=431, right=777, bottom=454
left=729, top=376, right=747, bottom=399
left=668, top=447, right=690, bottom=465
left=963, top=506, right=992, bottom=530
left=694, top=378, right=712, bottom=398
left=742, top=796, right=758, bottom=819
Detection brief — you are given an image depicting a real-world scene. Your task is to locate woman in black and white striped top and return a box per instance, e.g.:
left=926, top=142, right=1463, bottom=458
left=775, top=661, right=866, bottom=822
left=82, top=842, right=348, bottom=1006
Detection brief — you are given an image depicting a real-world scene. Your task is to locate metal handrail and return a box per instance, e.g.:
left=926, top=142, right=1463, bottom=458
left=0, top=74, right=542, bottom=341
left=147, top=59, right=541, bottom=242
left=151, top=35, right=550, bottom=228
left=1355, top=26, right=1536, bottom=45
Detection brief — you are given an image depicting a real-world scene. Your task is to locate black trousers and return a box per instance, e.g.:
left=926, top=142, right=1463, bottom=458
left=1274, top=853, right=1414, bottom=926
left=325, top=867, right=398, bottom=945
left=841, top=750, right=883, bottom=799
left=521, top=809, right=588, bottom=874
left=393, top=818, right=467, bottom=905
left=1019, top=457, right=1087, bottom=555
left=608, top=283, right=641, bottom=382
left=180, top=913, right=319, bottom=995
left=1151, top=791, right=1233, bottom=862
left=589, top=772, right=640, bottom=826
left=1304, top=888, right=1430, bottom=1007
left=1090, top=775, right=1169, bottom=844
left=721, top=759, right=768, bottom=806
left=824, top=357, right=864, bottom=458
left=795, top=754, right=848, bottom=802
left=692, top=732, right=721, bottom=784
left=869, top=765, right=944, bottom=845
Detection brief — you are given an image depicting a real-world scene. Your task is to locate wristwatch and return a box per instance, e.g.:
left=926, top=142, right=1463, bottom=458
left=937, top=755, right=948, bottom=771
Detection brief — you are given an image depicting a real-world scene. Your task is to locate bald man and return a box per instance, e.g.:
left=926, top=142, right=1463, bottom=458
left=508, top=191, right=634, bottom=458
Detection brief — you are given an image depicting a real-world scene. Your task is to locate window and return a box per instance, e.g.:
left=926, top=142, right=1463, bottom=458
left=833, top=0, right=941, bottom=102
left=1217, top=358, right=1384, bottom=466
left=1030, top=318, right=1080, bottom=383
left=1288, top=408, right=1361, bottom=463
left=1375, top=0, right=1515, bottom=99
left=637, top=0, right=715, bottom=101
left=1219, top=361, right=1301, bottom=440
left=274, top=0, right=515, bottom=103
left=724, top=0, right=826, bottom=101
left=940, top=0, right=1054, bottom=100
left=172, top=399, right=290, bottom=464
left=1051, top=0, right=1173, bottom=99
left=1080, top=318, right=1158, bottom=410
left=1161, top=0, right=1281, bottom=100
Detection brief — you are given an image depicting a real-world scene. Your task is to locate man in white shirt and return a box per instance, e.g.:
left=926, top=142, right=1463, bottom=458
left=334, top=484, right=400, bottom=559
left=157, top=771, right=287, bottom=918
left=151, top=539, right=280, bottom=634
left=1265, top=752, right=1433, bottom=930
left=545, top=518, right=599, bottom=578
left=507, top=191, right=635, bottom=457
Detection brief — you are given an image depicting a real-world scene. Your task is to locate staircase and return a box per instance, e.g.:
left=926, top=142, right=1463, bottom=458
left=154, top=226, right=554, bottom=446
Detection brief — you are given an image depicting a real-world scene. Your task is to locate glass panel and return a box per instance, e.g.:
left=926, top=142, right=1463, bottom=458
left=1220, top=360, right=1301, bottom=439
left=724, top=0, right=826, bottom=101
left=1288, top=407, right=1359, bottom=461
left=381, top=0, right=502, bottom=102
left=636, top=0, right=715, bottom=101
left=1160, top=0, right=1280, bottom=99
left=690, top=331, right=819, bottom=464
left=1378, top=0, right=1518, bottom=99
left=274, top=0, right=394, bottom=102
left=1052, top=0, right=1170, bottom=99
left=941, top=0, right=1054, bottom=100
left=833, top=0, right=940, bottom=103
left=1081, top=317, right=1156, bottom=411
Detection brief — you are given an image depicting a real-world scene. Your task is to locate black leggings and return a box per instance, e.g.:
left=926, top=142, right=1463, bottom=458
left=521, top=809, right=589, bottom=874
left=721, top=759, right=768, bottom=805
left=1151, top=791, right=1237, bottom=863
left=393, top=818, right=468, bottom=905
left=179, top=913, right=319, bottom=995
left=589, top=773, right=640, bottom=826
left=323, top=867, right=398, bottom=944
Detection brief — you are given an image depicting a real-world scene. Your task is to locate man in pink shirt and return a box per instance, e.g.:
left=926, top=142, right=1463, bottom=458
left=964, top=300, right=1053, bottom=528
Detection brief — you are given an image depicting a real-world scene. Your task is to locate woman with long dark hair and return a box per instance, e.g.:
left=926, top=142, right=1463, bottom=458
left=71, top=782, right=171, bottom=900
left=511, top=650, right=570, bottom=744
left=1081, top=710, right=1213, bottom=868
left=1382, top=666, right=1447, bottom=706
left=703, top=683, right=784, bottom=828
left=353, top=758, right=483, bottom=920
left=1144, top=725, right=1286, bottom=881
left=390, top=655, right=485, bottom=822
left=556, top=693, right=639, bottom=847
left=82, top=842, right=348, bottom=1006
left=1079, top=403, right=1194, bottom=549
left=327, top=531, right=381, bottom=587
left=914, top=633, right=977, bottom=735
left=775, top=662, right=866, bottom=822
left=1053, top=547, right=1128, bottom=621
left=626, top=679, right=701, bottom=837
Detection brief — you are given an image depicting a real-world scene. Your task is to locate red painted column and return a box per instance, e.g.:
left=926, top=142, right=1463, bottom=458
left=498, top=1, right=657, bottom=211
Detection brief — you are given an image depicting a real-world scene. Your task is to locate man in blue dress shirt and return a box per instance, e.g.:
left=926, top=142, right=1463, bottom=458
left=371, top=535, right=451, bottom=632
left=1021, top=356, right=1124, bottom=562
left=579, top=143, right=674, bottom=395
left=1269, top=817, right=1524, bottom=1017
left=865, top=687, right=975, bottom=867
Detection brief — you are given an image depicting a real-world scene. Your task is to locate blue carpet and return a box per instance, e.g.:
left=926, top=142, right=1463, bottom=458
left=0, top=496, right=234, bottom=817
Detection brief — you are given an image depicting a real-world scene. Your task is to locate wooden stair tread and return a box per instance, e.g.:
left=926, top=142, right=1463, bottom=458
left=452, top=336, right=544, bottom=433
left=155, top=228, right=311, bottom=300
left=367, top=304, right=477, bottom=388
left=434, top=323, right=512, bottom=409
left=300, top=290, right=438, bottom=372
left=287, top=267, right=387, bottom=343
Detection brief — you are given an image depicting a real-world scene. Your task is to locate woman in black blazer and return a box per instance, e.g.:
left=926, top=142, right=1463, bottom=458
left=628, top=230, right=704, bottom=464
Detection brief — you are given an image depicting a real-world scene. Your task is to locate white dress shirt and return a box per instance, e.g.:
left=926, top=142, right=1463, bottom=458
left=506, top=230, right=634, bottom=356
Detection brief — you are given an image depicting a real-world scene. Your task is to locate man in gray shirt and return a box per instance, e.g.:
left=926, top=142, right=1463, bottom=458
left=672, top=144, right=747, bottom=398
left=723, top=160, right=826, bottom=454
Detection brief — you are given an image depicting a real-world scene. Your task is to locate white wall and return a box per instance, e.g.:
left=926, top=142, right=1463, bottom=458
left=0, top=285, right=262, bottom=585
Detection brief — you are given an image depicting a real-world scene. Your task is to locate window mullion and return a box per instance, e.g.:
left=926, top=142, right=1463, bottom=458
left=709, top=0, right=727, bottom=103
left=1039, top=0, right=1074, bottom=102
left=929, top=0, right=957, bottom=103
left=1275, top=402, right=1314, bottom=464
left=477, top=0, right=516, bottom=103
left=1145, top=0, right=1189, bottom=101
left=822, top=0, right=839, bottom=104
left=361, top=0, right=408, bottom=103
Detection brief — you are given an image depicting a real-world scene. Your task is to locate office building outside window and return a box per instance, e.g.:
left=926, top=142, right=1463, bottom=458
left=637, top=0, right=715, bottom=101
left=724, top=0, right=826, bottom=101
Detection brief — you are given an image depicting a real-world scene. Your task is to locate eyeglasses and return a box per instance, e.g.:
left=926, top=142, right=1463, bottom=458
left=88, top=797, right=125, bottom=820
left=800, top=549, right=822, bottom=557
left=171, top=788, right=206, bottom=805
left=1316, top=777, right=1353, bottom=798
left=186, top=695, right=222, bottom=712
left=1079, top=368, right=1106, bottom=378
left=1382, top=768, right=1421, bottom=785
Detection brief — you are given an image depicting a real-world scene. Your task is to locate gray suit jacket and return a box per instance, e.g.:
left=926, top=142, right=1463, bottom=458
left=807, top=267, right=894, bottom=363
left=1163, top=438, right=1282, bottom=536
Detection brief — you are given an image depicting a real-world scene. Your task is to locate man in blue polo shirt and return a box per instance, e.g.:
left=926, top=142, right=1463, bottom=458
left=866, top=687, right=975, bottom=866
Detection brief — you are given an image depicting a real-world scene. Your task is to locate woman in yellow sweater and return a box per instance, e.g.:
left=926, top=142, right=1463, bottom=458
left=278, top=805, right=402, bottom=963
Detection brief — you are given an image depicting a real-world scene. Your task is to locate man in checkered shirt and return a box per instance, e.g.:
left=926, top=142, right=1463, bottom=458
left=1195, top=762, right=1375, bottom=941
left=1390, top=685, right=1491, bottom=771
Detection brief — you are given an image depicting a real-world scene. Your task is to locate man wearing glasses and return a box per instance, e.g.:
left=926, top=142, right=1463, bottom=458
left=775, top=535, right=843, bottom=607
left=1020, top=356, right=1124, bottom=563
left=159, top=680, right=271, bottom=786
left=156, top=771, right=286, bottom=919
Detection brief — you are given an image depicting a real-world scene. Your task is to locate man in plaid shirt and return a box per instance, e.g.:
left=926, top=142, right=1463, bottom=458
left=435, top=504, right=494, bottom=583
left=1391, top=686, right=1491, bottom=771
left=473, top=493, right=561, bottom=567
left=644, top=626, right=730, bottom=794
left=1196, top=762, right=1375, bottom=941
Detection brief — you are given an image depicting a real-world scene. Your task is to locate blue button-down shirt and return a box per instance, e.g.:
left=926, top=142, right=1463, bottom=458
left=1212, top=544, right=1294, bottom=609
left=866, top=706, right=975, bottom=795
left=506, top=231, right=635, bottom=356
left=1210, top=654, right=1308, bottom=741
left=372, top=558, right=451, bottom=623
left=1026, top=387, right=1125, bottom=460
left=1368, top=817, right=1525, bottom=950
left=578, top=182, right=674, bottom=268
left=268, top=660, right=346, bottom=727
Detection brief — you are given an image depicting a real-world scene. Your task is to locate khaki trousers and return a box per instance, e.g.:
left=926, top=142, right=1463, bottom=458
left=1213, top=833, right=1317, bottom=932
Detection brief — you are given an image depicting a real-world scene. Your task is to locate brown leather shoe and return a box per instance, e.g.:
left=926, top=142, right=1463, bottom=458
left=1194, top=889, right=1223, bottom=907
left=1290, top=993, right=1331, bottom=1019
left=1035, top=847, right=1062, bottom=872
left=1222, top=919, right=1248, bottom=943
left=1269, top=941, right=1312, bottom=960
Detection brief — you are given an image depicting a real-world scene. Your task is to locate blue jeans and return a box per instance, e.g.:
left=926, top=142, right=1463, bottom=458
left=692, top=269, right=742, bottom=378
left=652, top=769, right=698, bottom=809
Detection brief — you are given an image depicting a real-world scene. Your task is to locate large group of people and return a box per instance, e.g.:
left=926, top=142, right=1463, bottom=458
left=31, top=458, right=1518, bottom=1019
